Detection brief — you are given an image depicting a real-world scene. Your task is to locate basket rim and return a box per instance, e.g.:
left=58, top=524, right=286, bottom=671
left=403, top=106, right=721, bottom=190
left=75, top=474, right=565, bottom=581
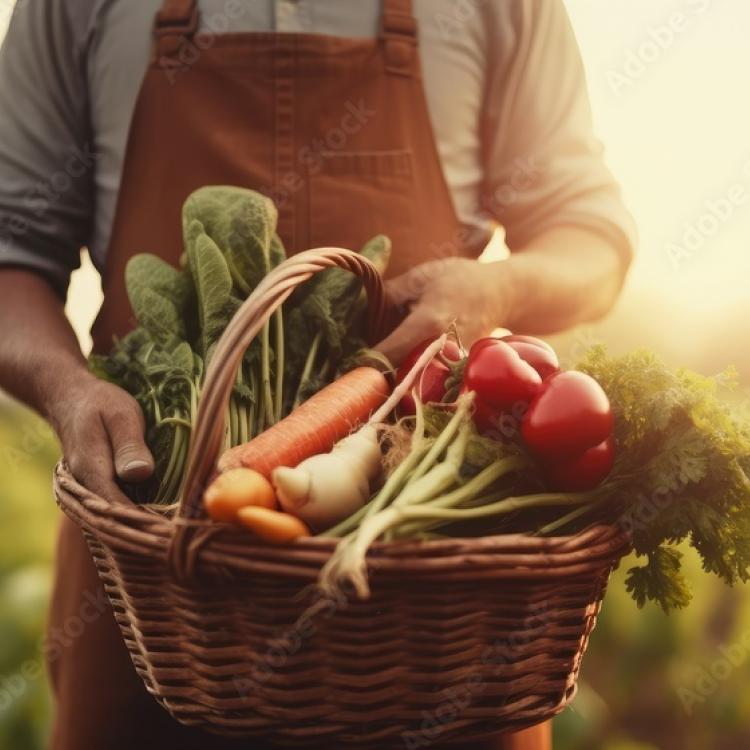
left=54, top=460, right=631, bottom=583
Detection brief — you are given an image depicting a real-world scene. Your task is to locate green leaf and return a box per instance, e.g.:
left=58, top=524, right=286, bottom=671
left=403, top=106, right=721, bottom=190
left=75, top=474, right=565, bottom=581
left=125, top=254, right=192, bottom=349
left=170, top=341, right=195, bottom=374
left=126, top=253, right=192, bottom=310
left=359, top=234, right=392, bottom=274
left=625, top=548, right=692, bottom=611
left=185, top=220, right=236, bottom=362
left=291, top=234, right=391, bottom=356
left=182, top=186, right=283, bottom=296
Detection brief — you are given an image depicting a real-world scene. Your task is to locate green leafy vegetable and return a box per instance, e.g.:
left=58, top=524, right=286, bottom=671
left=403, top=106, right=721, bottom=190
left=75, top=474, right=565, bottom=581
left=91, top=186, right=391, bottom=507
left=577, top=346, right=750, bottom=611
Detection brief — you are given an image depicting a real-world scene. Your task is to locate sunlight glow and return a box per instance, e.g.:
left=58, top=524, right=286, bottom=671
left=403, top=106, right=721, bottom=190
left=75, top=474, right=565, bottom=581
left=1, top=1, right=748, bottom=372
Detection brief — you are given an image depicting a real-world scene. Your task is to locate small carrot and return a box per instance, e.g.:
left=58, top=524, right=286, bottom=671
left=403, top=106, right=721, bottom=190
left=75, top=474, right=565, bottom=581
left=218, top=367, right=390, bottom=477
left=204, top=468, right=277, bottom=523
left=236, top=506, right=310, bottom=543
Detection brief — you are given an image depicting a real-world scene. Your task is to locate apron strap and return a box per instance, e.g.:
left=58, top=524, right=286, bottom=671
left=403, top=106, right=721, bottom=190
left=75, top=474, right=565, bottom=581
left=381, top=0, right=418, bottom=77
left=154, top=0, right=199, bottom=63
left=152, top=0, right=417, bottom=73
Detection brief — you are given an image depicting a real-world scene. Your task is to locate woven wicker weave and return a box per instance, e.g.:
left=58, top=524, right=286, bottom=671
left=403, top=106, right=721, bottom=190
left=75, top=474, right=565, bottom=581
left=54, top=247, right=630, bottom=745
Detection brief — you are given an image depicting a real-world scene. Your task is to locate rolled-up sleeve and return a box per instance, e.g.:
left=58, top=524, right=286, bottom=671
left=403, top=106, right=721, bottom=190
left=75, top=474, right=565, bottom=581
left=481, top=0, right=637, bottom=269
left=0, top=0, right=92, bottom=296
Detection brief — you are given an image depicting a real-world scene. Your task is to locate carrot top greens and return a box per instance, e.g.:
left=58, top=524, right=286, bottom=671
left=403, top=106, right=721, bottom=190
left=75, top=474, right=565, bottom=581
left=577, top=346, right=750, bottom=611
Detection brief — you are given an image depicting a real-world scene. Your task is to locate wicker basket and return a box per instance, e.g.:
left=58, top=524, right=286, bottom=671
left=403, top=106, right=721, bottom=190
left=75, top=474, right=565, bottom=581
left=54, top=248, right=630, bottom=746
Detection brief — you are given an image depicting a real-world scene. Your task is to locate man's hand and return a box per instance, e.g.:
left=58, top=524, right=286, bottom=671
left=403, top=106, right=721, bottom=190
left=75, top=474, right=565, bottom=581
left=45, top=371, right=155, bottom=502
left=376, top=258, right=512, bottom=364
left=375, top=227, right=627, bottom=365
left=0, top=269, right=154, bottom=504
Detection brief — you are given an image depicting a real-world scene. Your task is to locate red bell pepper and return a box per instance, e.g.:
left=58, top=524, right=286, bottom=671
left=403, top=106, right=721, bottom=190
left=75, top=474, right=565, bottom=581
left=396, top=339, right=464, bottom=415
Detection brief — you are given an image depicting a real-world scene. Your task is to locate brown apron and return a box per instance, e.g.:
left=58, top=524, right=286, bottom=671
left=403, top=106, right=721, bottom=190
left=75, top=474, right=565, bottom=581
left=48, top=0, right=549, bottom=747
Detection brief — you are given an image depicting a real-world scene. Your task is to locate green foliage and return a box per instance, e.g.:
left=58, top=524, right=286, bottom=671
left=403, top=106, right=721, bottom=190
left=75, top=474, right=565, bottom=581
left=125, top=254, right=192, bottom=349
left=578, top=346, right=750, bottom=611
left=182, top=185, right=282, bottom=294
left=184, top=221, right=238, bottom=362
left=92, top=186, right=391, bottom=505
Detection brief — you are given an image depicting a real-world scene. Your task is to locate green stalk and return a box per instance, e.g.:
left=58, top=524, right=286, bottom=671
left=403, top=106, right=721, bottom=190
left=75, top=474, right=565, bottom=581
left=237, top=401, right=248, bottom=445
left=391, top=491, right=592, bottom=525
left=326, top=487, right=592, bottom=592
left=294, top=331, right=322, bottom=409
left=257, top=387, right=266, bottom=431
left=414, top=455, right=527, bottom=510
left=173, top=425, right=190, bottom=502
left=158, top=419, right=184, bottom=504
left=386, top=456, right=526, bottom=538
left=261, top=321, right=274, bottom=426
left=403, top=394, right=473, bottom=488
left=235, top=368, right=248, bottom=445
left=229, top=395, right=240, bottom=447
left=392, top=423, right=470, bottom=508
left=148, top=387, right=162, bottom=424
left=190, top=379, right=199, bottom=423
left=248, top=366, right=257, bottom=438
left=389, top=488, right=512, bottom=540
left=158, top=416, right=192, bottom=429
left=273, top=307, right=284, bottom=422
left=321, top=442, right=432, bottom=537
left=536, top=497, right=605, bottom=536
left=358, top=403, right=430, bottom=521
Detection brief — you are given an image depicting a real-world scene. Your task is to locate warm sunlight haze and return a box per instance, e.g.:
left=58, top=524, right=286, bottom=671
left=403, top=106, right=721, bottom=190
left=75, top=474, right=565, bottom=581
left=3, top=0, right=749, bottom=374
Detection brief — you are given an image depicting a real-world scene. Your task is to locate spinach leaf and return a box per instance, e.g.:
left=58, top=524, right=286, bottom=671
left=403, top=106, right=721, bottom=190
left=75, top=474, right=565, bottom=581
left=292, top=234, right=391, bottom=355
left=184, top=219, right=238, bottom=362
left=182, top=186, right=284, bottom=295
left=125, top=254, right=193, bottom=350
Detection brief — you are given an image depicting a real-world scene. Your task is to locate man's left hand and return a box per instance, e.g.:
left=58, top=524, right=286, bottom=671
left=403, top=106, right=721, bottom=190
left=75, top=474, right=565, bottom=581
left=375, top=258, right=512, bottom=364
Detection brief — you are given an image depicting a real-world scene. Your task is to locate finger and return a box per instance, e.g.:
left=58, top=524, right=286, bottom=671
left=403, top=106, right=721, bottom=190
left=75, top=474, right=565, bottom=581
left=384, top=262, right=442, bottom=308
left=374, top=305, right=442, bottom=365
left=68, top=419, right=132, bottom=505
left=103, top=403, right=155, bottom=482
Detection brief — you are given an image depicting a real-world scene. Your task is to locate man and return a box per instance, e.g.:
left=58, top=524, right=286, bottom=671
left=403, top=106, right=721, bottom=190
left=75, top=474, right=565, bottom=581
left=0, top=1, right=635, bottom=748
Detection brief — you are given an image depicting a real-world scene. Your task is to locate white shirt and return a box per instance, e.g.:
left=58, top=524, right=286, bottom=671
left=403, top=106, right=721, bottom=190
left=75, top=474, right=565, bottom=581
left=0, top=0, right=635, bottom=293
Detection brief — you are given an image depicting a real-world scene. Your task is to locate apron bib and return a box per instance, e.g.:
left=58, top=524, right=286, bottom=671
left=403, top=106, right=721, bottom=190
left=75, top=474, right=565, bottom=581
left=48, top=1, right=543, bottom=747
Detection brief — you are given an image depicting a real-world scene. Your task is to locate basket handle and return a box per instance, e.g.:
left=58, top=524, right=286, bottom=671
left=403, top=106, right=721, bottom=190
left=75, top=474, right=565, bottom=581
left=176, top=247, right=385, bottom=525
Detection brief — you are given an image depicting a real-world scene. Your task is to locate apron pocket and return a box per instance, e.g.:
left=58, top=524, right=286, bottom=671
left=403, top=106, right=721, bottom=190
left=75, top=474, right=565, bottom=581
left=307, top=150, right=415, bottom=277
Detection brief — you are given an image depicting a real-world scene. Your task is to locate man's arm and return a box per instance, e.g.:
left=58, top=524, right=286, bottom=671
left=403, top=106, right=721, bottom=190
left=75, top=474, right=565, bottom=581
left=375, top=227, right=623, bottom=363
left=0, top=5, right=153, bottom=498
left=377, top=0, right=635, bottom=362
left=502, top=226, right=624, bottom=333
left=0, top=269, right=153, bottom=499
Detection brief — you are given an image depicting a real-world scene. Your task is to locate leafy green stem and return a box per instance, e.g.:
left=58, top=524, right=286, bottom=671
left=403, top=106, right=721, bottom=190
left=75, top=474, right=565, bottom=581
left=274, top=307, right=284, bottom=422
left=294, top=331, right=322, bottom=409
left=261, top=321, right=274, bottom=427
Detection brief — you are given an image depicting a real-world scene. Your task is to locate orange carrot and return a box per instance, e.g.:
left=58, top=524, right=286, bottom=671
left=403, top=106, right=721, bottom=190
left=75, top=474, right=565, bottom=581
left=218, top=367, right=390, bottom=477
left=236, top=506, right=310, bottom=543
left=204, top=468, right=277, bottom=523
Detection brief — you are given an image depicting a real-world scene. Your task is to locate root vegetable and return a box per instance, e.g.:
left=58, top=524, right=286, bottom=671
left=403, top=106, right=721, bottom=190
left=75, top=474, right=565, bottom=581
left=236, top=506, right=310, bottom=542
left=204, top=468, right=276, bottom=522
left=271, top=336, right=451, bottom=531
left=273, top=425, right=381, bottom=531
left=218, top=367, right=390, bottom=476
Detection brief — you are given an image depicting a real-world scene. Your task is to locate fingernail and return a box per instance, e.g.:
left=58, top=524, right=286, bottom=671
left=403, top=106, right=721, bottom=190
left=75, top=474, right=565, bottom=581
left=121, top=459, right=153, bottom=479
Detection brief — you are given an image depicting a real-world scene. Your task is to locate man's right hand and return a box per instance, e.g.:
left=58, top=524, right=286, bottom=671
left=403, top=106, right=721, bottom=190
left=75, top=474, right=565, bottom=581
left=46, top=372, right=155, bottom=502
left=0, top=269, right=155, bottom=503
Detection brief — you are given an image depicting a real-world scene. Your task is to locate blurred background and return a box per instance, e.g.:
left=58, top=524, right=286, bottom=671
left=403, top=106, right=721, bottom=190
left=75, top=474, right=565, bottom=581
left=1, top=1, right=749, bottom=749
